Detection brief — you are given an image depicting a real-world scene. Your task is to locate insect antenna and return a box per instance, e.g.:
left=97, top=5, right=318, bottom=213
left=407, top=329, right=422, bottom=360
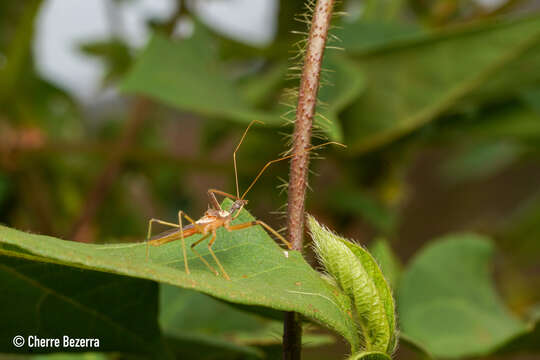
left=234, top=120, right=264, bottom=199
left=240, top=141, right=346, bottom=200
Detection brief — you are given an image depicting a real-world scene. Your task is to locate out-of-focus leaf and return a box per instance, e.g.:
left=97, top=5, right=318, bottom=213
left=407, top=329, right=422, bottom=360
left=361, top=0, right=407, bottom=21
left=398, top=233, right=527, bottom=358
left=79, top=39, right=132, bottom=84
left=327, top=187, right=396, bottom=233
left=0, top=199, right=360, bottom=351
left=239, top=62, right=288, bottom=108
left=521, top=86, right=540, bottom=114
left=160, top=284, right=270, bottom=345
left=0, top=255, right=164, bottom=355
left=369, top=238, right=401, bottom=289
left=440, top=141, right=524, bottom=184
left=454, top=104, right=540, bottom=142
left=121, top=24, right=354, bottom=141
left=315, top=54, right=366, bottom=141
left=120, top=28, right=282, bottom=125
left=336, top=21, right=425, bottom=52
left=342, top=15, right=540, bottom=153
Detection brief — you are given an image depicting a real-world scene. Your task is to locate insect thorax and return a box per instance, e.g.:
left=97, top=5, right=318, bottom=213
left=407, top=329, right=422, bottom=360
left=205, top=208, right=230, bottom=219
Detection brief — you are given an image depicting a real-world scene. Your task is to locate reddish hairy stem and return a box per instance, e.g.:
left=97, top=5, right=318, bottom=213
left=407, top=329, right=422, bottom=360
left=287, top=0, right=335, bottom=251
left=284, top=1, right=335, bottom=359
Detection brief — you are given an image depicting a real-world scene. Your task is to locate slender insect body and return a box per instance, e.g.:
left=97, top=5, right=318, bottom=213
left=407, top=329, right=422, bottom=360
left=145, top=120, right=343, bottom=280
left=196, top=215, right=228, bottom=234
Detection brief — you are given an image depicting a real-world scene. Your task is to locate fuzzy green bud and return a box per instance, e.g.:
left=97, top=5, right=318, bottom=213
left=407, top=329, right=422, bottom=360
left=308, top=215, right=398, bottom=355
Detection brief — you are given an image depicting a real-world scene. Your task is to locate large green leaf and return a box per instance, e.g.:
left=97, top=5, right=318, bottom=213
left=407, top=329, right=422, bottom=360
left=398, top=233, right=528, bottom=358
left=0, top=254, right=163, bottom=355
left=342, top=15, right=540, bottom=153
left=0, top=199, right=359, bottom=351
left=121, top=28, right=281, bottom=126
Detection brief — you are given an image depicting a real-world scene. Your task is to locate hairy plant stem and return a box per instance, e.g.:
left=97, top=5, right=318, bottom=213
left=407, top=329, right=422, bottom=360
left=283, top=0, right=336, bottom=359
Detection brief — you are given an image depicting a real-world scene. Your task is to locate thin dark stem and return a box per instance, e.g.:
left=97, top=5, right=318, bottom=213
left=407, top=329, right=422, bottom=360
left=283, top=0, right=336, bottom=359
left=283, top=312, right=302, bottom=360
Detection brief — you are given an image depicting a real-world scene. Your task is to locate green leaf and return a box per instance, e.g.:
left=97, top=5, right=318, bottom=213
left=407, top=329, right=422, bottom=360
left=121, top=24, right=354, bottom=141
left=238, top=62, right=288, bottom=108
left=521, top=86, right=540, bottom=114
left=308, top=216, right=397, bottom=354
left=159, top=284, right=275, bottom=357
left=336, top=21, right=424, bottom=52
left=0, top=199, right=359, bottom=351
left=327, top=187, right=396, bottom=234
left=160, top=284, right=267, bottom=339
left=315, top=54, right=366, bottom=142
left=79, top=39, right=132, bottom=85
left=0, top=255, right=164, bottom=355
left=342, top=15, right=540, bottom=153
left=398, top=233, right=528, bottom=358
left=120, top=27, right=281, bottom=126
left=458, top=104, right=540, bottom=141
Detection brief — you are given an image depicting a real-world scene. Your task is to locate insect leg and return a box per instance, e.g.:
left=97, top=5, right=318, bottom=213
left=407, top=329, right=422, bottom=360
left=191, top=233, right=219, bottom=276
left=227, top=220, right=292, bottom=249
left=146, top=218, right=180, bottom=259
left=177, top=212, right=188, bottom=274
left=207, top=231, right=230, bottom=280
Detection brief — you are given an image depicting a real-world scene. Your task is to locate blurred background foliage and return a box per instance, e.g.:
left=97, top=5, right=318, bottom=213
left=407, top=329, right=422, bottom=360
left=0, top=0, right=539, bottom=359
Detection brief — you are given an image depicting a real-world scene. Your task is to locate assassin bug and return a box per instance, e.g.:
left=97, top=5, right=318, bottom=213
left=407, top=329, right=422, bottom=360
left=146, top=120, right=344, bottom=280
